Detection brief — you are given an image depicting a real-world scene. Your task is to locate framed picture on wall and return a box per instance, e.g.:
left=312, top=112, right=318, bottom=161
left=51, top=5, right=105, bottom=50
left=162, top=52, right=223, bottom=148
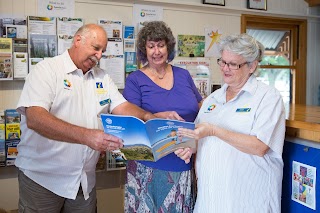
left=202, top=0, right=225, bottom=6
left=247, top=0, right=267, bottom=11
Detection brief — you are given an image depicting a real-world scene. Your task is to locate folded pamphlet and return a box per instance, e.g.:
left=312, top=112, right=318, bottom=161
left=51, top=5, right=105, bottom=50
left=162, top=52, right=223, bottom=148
left=100, top=114, right=195, bottom=161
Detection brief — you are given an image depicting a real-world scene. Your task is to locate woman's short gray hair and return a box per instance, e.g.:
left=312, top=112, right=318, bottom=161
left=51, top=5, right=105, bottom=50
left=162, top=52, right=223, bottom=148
left=218, top=33, right=265, bottom=63
left=136, top=21, right=176, bottom=64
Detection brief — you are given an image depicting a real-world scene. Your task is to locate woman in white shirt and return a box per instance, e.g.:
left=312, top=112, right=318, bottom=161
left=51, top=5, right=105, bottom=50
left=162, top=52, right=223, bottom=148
left=175, top=33, right=286, bottom=213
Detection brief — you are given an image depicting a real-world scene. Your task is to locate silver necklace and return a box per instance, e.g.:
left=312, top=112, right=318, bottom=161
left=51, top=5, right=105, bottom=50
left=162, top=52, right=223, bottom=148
left=149, top=65, right=167, bottom=80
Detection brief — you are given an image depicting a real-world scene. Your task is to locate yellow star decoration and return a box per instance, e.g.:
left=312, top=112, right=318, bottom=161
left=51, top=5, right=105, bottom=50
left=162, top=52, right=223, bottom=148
left=207, top=30, right=222, bottom=52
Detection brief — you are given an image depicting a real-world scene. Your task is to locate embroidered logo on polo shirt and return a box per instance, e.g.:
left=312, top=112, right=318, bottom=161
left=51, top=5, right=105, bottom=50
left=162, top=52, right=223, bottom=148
left=96, top=82, right=107, bottom=95
left=96, top=82, right=103, bottom=88
left=204, top=104, right=216, bottom=113
left=63, top=79, right=72, bottom=90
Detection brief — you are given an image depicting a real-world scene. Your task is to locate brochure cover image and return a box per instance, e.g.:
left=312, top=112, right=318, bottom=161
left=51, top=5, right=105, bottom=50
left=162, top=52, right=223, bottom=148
left=5, top=109, right=21, bottom=140
left=100, top=114, right=195, bottom=162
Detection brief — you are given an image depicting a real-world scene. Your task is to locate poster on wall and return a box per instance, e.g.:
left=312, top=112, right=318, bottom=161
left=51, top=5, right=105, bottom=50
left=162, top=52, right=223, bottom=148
left=57, top=17, right=83, bottom=35
left=204, top=28, right=222, bottom=58
left=292, top=161, right=316, bottom=210
left=133, top=4, right=163, bottom=31
left=29, top=34, right=57, bottom=58
left=177, top=35, right=205, bottom=57
left=38, top=0, right=75, bottom=18
left=98, top=20, right=123, bottom=40
left=27, top=16, right=57, bottom=75
left=99, top=55, right=125, bottom=89
left=27, top=16, right=56, bottom=35
left=171, top=58, right=211, bottom=98
left=56, top=17, right=83, bottom=55
left=98, top=20, right=124, bottom=56
left=57, top=35, right=73, bottom=55
left=104, top=38, right=123, bottom=56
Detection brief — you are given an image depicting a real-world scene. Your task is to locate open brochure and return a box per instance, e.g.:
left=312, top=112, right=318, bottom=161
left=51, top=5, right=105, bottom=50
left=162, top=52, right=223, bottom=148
left=100, top=114, right=195, bottom=162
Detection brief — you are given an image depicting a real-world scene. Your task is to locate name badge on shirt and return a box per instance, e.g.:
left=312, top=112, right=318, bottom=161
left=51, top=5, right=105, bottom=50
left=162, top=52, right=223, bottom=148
left=100, top=99, right=111, bottom=106
left=236, top=108, right=251, bottom=113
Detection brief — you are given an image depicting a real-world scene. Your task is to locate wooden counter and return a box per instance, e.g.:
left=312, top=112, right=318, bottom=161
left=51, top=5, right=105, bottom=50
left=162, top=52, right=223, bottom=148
left=286, top=104, right=320, bottom=143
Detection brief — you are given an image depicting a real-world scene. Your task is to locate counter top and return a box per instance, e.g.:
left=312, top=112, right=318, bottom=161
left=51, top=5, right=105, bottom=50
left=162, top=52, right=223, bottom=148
left=286, top=104, right=320, bottom=142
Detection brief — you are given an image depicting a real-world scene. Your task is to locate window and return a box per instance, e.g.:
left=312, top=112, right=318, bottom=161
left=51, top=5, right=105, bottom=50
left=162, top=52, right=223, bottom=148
left=241, top=15, right=307, bottom=106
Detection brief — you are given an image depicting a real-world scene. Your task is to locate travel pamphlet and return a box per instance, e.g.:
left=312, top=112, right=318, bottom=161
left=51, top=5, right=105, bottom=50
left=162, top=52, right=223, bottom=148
left=100, top=114, right=195, bottom=162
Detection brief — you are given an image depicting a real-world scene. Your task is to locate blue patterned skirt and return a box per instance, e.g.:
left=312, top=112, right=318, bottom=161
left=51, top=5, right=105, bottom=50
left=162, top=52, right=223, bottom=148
left=125, top=160, right=196, bottom=213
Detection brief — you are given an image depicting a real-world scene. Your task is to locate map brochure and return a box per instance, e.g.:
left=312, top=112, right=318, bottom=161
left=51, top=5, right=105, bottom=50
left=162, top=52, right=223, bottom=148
left=100, top=114, right=195, bottom=162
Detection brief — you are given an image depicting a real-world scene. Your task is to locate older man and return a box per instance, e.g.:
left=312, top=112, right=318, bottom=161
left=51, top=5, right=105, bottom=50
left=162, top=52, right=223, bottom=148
left=15, top=24, right=154, bottom=213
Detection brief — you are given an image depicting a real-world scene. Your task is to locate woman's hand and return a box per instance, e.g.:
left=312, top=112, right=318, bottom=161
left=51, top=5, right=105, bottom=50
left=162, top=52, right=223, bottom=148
left=174, top=147, right=195, bottom=164
left=178, top=122, right=214, bottom=140
left=154, top=111, right=184, bottom=121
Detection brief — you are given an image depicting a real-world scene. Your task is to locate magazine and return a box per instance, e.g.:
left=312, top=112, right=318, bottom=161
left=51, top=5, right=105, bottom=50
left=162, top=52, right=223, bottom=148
left=100, top=114, right=195, bottom=162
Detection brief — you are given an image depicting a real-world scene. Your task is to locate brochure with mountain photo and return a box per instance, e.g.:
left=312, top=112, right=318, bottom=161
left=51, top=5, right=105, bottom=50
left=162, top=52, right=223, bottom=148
left=100, top=114, right=195, bottom=162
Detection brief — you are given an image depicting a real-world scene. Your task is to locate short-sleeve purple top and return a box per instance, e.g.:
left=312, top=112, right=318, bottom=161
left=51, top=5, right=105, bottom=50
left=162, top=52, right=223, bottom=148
left=123, top=65, right=202, bottom=171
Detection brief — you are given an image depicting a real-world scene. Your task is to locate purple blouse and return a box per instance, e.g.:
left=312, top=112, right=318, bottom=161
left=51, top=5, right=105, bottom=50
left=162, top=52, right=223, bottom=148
left=123, top=66, right=202, bottom=171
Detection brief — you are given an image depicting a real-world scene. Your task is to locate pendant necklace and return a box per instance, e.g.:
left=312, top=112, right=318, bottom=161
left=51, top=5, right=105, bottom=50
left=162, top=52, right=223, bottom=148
left=149, top=65, right=167, bottom=80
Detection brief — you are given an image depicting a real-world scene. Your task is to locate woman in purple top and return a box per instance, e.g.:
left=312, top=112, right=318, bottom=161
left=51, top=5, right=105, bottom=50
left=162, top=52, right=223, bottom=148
left=123, top=21, right=203, bottom=213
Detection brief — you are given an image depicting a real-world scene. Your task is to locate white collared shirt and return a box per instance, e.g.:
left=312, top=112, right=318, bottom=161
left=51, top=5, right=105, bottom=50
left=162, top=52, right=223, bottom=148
left=15, top=50, right=126, bottom=200
left=194, top=75, right=286, bottom=213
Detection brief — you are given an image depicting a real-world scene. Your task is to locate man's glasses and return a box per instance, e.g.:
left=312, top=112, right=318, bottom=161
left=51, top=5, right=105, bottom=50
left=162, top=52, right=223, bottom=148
left=217, top=58, right=248, bottom=70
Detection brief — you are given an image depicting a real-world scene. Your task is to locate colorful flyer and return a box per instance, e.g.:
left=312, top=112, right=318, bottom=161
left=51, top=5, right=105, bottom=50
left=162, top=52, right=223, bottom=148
left=172, top=58, right=211, bottom=98
left=177, top=35, right=205, bottom=57
left=292, top=161, right=316, bottom=210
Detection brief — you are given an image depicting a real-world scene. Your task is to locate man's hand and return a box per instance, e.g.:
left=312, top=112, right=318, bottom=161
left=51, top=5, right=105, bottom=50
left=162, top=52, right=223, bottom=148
left=84, top=129, right=123, bottom=152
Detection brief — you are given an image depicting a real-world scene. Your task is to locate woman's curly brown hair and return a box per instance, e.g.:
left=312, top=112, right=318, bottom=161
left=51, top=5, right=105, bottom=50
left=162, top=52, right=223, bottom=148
left=136, top=21, right=176, bottom=64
